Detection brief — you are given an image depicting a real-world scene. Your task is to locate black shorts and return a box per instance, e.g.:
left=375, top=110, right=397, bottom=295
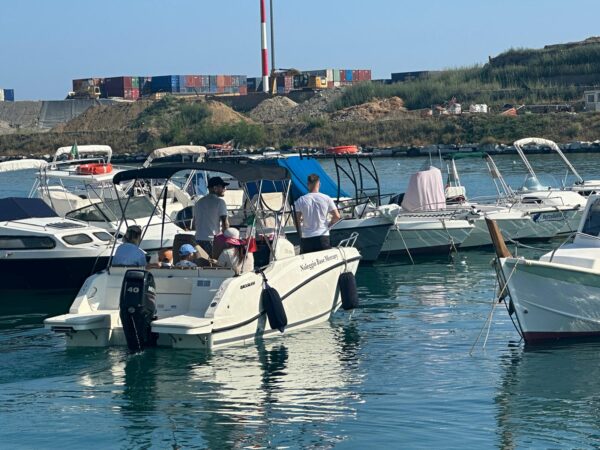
left=300, top=235, right=331, bottom=254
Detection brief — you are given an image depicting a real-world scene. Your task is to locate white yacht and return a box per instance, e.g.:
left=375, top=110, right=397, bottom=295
left=489, top=194, right=600, bottom=344
left=45, top=162, right=361, bottom=351
left=0, top=197, right=116, bottom=291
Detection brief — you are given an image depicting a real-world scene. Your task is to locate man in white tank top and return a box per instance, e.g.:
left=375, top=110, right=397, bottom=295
left=293, top=173, right=341, bottom=254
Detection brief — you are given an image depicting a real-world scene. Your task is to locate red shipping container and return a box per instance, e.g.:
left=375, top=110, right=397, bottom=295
left=216, top=75, right=225, bottom=87
left=131, top=88, right=140, bottom=99
left=340, top=70, right=346, bottom=82
left=224, top=75, right=232, bottom=86
left=239, top=86, right=247, bottom=95
left=327, top=81, right=334, bottom=88
left=123, top=77, right=133, bottom=89
left=352, top=70, right=360, bottom=82
left=364, top=70, right=372, bottom=81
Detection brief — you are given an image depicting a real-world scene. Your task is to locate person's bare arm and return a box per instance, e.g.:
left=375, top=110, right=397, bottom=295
left=220, top=215, right=229, bottom=232
left=329, top=208, right=341, bottom=228
left=295, top=212, right=303, bottom=238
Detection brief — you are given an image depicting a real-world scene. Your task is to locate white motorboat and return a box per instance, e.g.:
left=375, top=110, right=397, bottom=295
left=514, top=137, right=600, bottom=197
left=443, top=152, right=582, bottom=248
left=380, top=166, right=475, bottom=256
left=489, top=194, right=600, bottom=343
left=26, top=145, right=183, bottom=251
left=0, top=197, right=116, bottom=291
left=44, top=162, right=361, bottom=351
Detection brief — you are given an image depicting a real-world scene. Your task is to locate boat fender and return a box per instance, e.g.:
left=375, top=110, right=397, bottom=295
left=119, top=269, right=158, bottom=352
left=259, top=272, right=287, bottom=332
left=339, top=272, right=359, bottom=310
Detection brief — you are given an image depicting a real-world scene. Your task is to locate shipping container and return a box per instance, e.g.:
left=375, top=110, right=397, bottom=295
left=340, top=70, right=346, bottom=82
left=345, top=70, right=353, bottom=82
left=0, top=90, right=4, bottom=102
left=352, top=70, right=360, bottom=82
left=332, top=69, right=340, bottom=82
left=151, top=75, right=179, bottom=93
left=239, top=86, right=247, bottom=95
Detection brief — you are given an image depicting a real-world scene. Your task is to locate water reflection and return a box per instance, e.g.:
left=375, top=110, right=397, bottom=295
left=495, top=343, right=600, bottom=448
left=83, top=323, right=364, bottom=448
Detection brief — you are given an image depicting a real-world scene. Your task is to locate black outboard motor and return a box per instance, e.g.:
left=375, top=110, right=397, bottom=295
left=339, top=272, right=359, bottom=310
left=119, top=270, right=158, bottom=352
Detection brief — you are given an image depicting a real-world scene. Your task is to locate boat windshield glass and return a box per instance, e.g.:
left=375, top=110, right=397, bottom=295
left=66, top=197, right=156, bottom=223
left=581, top=198, right=600, bottom=237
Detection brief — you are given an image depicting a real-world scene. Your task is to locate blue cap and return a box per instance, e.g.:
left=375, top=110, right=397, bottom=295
left=179, top=244, right=196, bottom=256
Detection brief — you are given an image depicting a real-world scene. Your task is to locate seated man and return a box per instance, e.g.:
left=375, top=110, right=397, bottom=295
left=112, top=225, right=147, bottom=266
left=175, top=244, right=198, bottom=268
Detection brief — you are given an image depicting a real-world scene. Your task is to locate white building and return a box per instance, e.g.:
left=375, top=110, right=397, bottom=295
left=584, top=90, right=600, bottom=111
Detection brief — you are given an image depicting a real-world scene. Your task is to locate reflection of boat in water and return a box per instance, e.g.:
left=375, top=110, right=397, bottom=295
left=78, top=323, right=362, bottom=448
left=496, top=345, right=600, bottom=448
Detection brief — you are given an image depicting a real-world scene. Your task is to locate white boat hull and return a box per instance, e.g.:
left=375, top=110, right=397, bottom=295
left=45, top=247, right=361, bottom=350
left=381, top=218, right=473, bottom=254
left=500, top=257, right=600, bottom=343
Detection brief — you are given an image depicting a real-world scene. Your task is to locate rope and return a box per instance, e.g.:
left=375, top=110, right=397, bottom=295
left=395, top=226, right=414, bottom=265
left=440, top=218, right=459, bottom=258
left=469, top=258, right=521, bottom=355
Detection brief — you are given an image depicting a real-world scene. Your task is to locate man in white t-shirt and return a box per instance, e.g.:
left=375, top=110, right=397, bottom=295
left=193, top=176, right=230, bottom=256
left=294, top=173, right=341, bottom=254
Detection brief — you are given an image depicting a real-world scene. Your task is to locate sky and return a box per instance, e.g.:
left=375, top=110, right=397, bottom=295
left=2, top=0, right=600, bottom=100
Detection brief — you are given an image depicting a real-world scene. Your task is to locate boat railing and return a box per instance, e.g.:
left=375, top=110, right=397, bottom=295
left=337, top=232, right=359, bottom=248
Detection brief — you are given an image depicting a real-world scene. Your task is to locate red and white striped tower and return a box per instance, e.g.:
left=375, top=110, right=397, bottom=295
left=260, top=0, right=269, bottom=93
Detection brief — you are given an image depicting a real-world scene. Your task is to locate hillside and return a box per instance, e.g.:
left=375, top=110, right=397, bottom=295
left=3, top=37, right=600, bottom=156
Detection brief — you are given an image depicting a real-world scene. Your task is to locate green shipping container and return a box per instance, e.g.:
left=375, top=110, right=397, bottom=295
left=333, top=69, right=340, bottom=82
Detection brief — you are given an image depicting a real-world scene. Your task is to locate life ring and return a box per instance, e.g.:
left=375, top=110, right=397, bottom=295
left=77, top=163, right=113, bottom=175
left=326, top=145, right=359, bottom=155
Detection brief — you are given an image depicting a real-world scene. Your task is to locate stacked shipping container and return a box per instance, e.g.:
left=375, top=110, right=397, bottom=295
left=70, top=68, right=371, bottom=98
left=0, top=89, right=15, bottom=101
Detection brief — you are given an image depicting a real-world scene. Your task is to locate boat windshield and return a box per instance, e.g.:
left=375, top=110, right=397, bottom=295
left=581, top=198, right=600, bottom=237
left=66, top=196, right=157, bottom=223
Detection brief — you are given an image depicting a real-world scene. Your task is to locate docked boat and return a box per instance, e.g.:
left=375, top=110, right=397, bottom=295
left=442, top=151, right=583, bottom=248
left=0, top=197, right=116, bottom=291
left=514, top=137, right=600, bottom=197
left=489, top=194, right=600, bottom=343
left=44, top=162, right=361, bottom=350
left=381, top=166, right=475, bottom=256
left=24, top=145, right=183, bottom=252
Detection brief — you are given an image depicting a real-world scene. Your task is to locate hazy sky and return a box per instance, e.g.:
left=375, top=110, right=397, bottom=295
left=2, top=0, right=599, bottom=100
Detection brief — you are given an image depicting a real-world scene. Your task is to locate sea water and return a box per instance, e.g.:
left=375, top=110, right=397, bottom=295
left=2, top=154, right=600, bottom=448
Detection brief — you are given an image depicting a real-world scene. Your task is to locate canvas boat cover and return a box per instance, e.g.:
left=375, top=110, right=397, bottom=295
left=0, top=159, right=48, bottom=173
left=53, top=145, right=112, bottom=163
left=274, top=156, right=348, bottom=200
left=142, top=145, right=207, bottom=167
left=0, top=197, right=58, bottom=221
left=401, top=167, right=446, bottom=212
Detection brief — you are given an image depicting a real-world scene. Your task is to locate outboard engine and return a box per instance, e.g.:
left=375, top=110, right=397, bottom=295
left=119, top=270, right=158, bottom=352
left=339, top=272, right=359, bottom=310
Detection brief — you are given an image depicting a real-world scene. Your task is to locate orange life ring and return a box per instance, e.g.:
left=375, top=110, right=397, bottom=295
left=326, top=145, right=359, bottom=155
left=76, top=163, right=113, bottom=175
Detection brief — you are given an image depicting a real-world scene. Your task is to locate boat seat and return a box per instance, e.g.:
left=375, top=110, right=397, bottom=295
left=44, top=312, right=113, bottom=331
left=152, top=315, right=213, bottom=335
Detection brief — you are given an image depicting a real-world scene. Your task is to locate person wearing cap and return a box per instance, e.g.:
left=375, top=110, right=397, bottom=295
left=175, top=244, right=198, bottom=268
left=112, top=225, right=147, bottom=266
left=217, top=228, right=254, bottom=276
left=294, top=173, right=341, bottom=254
left=193, top=176, right=230, bottom=256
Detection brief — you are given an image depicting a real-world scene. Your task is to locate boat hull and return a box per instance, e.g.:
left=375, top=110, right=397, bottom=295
left=501, top=257, right=600, bottom=343
left=0, top=256, right=110, bottom=291
left=286, top=217, right=391, bottom=262
left=45, top=247, right=361, bottom=350
left=381, top=219, right=473, bottom=255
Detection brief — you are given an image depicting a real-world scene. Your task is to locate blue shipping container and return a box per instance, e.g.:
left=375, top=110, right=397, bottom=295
left=4, top=89, right=14, bottom=101
left=151, top=75, right=179, bottom=93
left=345, top=70, right=353, bottom=82
left=209, top=76, right=217, bottom=87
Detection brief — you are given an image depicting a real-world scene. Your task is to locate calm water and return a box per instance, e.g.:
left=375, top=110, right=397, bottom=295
left=2, top=154, right=600, bottom=449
